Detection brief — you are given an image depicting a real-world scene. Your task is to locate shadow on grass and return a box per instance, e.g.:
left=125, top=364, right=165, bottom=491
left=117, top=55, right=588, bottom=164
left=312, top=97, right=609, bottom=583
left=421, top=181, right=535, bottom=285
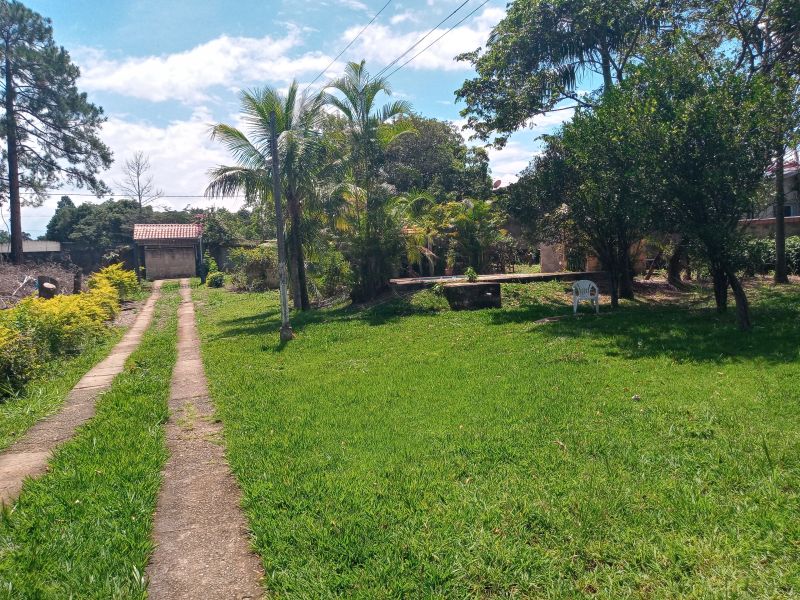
left=210, top=294, right=445, bottom=350
left=493, top=285, right=800, bottom=364
left=211, top=284, right=800, bottom=363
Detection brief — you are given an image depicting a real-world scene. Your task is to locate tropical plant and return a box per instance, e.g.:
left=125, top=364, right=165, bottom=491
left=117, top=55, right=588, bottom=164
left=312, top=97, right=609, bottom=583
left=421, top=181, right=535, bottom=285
left=206, top=81, right=326, bottom=310
left=325, top=60, right=415, bottom=301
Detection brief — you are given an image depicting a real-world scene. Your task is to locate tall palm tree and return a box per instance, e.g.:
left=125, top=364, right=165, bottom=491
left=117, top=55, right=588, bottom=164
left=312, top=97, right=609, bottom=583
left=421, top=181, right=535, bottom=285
left=206, top=82, right=325, bottom=310
left=325, top=60, right=415, bottom=299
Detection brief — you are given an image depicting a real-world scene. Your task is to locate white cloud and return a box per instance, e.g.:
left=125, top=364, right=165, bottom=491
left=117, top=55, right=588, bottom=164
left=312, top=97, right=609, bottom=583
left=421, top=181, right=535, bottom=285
left=390, top=11, right=416, bottom=25
left=75, top=29, right=337, bottom=104
left=19, top=109, right=246, bottom=236
left=335, top=0, right=369, bottom=9
left=344, top=6, right=504, bottom=71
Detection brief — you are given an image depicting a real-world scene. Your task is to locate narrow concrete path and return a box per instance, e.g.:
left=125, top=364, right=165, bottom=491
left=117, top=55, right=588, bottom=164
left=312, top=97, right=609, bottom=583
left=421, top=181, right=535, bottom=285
left=0, top=280, right=164, bottom=505
left=147, top=279, right=263, bottom=600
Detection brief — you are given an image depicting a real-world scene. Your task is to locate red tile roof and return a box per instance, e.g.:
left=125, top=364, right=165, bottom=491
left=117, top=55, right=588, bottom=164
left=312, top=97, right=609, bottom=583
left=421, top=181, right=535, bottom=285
left=133, top=223, right=202, bottom=241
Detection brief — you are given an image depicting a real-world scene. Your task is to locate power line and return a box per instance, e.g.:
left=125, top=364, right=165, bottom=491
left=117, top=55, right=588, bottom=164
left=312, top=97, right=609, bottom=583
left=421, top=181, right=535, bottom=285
left=383, top=0, right=492, bottom=80
left=303, top=0, right=394, bottom=95
left=370, top=0, right=472, bottom=83
left=15, top=191, right=245, bottom=199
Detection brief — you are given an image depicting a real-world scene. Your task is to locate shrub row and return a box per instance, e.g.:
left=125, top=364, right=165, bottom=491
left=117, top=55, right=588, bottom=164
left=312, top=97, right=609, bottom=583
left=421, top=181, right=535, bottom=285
left=740, top=236, right=800, bottom=276
left=0, top=264, right=138, bottom=396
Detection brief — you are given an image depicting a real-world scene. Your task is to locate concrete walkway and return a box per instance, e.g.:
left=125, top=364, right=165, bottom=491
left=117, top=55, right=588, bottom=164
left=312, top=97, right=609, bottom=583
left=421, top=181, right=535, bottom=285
left=0, top=280, right=164, bottom=505
left=147, top=279, right=263, bottom=599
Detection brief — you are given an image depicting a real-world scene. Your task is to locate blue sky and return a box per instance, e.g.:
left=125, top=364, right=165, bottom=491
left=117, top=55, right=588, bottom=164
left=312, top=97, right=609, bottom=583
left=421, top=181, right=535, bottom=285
left=19, top=0, right=572, bottom=236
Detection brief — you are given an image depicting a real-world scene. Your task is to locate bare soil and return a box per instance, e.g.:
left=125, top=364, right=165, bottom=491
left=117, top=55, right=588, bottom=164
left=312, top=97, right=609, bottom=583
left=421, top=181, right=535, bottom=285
left=0, top=261, right=82, bottom=308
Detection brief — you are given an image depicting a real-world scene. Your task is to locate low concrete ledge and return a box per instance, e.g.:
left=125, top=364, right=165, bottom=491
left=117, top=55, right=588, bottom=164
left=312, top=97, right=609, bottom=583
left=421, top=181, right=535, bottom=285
left=390, top=271, right=610, bottom=292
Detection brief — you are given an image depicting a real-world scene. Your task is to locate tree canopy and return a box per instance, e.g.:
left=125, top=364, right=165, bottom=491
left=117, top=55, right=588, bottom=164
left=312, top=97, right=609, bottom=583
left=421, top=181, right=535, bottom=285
left=0, top=0, right=111, bottom=263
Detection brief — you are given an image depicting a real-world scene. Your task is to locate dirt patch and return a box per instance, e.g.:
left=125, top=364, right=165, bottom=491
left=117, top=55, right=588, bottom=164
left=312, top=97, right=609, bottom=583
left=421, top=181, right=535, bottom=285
left=114, top=299, right=145, bottom=328
left=0, top=261, right=83, bottom=308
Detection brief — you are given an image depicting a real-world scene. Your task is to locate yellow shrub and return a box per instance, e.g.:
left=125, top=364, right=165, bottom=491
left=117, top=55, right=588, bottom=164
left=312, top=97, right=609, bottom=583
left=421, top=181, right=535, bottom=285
left=0, top=267, right=134, bottom=396
left=0, top=325, right=38, bottom=394
left=88, top=263, right=139, bottom=299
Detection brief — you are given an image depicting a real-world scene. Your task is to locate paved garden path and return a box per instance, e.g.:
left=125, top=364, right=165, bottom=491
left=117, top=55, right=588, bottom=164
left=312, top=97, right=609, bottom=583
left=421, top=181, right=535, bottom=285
left=0, top=280, right=164, bottom=505
left=146, top=279, right=263, bottom=599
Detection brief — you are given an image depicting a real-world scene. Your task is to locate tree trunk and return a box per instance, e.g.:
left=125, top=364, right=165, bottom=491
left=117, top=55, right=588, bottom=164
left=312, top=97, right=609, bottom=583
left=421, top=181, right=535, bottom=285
left=774, top=149, right=789, bottom=284
left=619, top=250, right=635, bottom=300
left=724, top=264, right=751, bottom=331
left=600, top=48, right=614, bottom=92
left=285, top=186, right=309, bottom=310
left=667, top=238, right=687, bottom=289
left=712, top=266, right=728, bottom=313
left=5, top=51, right=23, bottom=265
left=607, top=262, right=620, bottom=309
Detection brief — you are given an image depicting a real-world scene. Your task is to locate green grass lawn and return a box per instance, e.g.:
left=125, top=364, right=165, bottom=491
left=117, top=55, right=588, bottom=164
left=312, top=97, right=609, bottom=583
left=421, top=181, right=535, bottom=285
left=195, top=282, right=800, bottom=598
left=0, top=327, right=125, bottom=453
left=0, top=287, right=179, bottom=599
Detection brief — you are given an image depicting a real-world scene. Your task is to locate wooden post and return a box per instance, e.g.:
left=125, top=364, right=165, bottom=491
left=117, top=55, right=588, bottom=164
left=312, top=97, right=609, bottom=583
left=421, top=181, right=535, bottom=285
left=269, top=111, right=294, bottom=342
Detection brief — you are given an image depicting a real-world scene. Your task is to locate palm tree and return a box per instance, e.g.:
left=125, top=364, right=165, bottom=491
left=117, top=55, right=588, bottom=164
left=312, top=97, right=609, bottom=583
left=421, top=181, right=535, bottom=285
left=206, top=82, right=325, bottom=310
left=325, top=60, right=415, bottom=299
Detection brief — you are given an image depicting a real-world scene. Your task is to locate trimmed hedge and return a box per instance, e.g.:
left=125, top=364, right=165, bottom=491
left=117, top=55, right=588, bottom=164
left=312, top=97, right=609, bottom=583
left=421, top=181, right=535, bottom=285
left=0, top=264, right=138, bottom=397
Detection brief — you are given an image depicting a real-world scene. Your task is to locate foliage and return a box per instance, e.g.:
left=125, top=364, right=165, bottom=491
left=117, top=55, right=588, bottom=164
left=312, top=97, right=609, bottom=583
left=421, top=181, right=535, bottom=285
left=0, top=325, right=37, bottom=395
left=88, top=263, right=139, bottom=299
left=383, top=115, right=492, bottom=199
left=455, top=0, right=675, bottom=146
left=206, top=271, right=225, bottom=288
left=45, top=197, right=256, bottom=250
left=307, top=247, right=352, bottom=299
left=739, top=235, right=800, bottom=275
left=228, top=245, right=278, bottom=292
left=201, top=250, right=218, bottom=275
left=325, top=61, right=415, bottom=301
left=464, top=266, right=478, bottom=282
left=0, top=0, right=112, bottom=262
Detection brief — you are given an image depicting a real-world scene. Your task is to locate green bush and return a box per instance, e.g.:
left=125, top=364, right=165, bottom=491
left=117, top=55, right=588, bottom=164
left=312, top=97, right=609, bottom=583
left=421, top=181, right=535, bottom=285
left=229, top=245, right=278, bottom=291
left=738, top=236, right=800, bottom=276
left=309, top=248, right=352, bottom=299
left=206, top=271, right=225, bottom=288
left=465, top=266, right=479, bottom=282
left=741, top=237, right=775, bottom=276
left=787, top=236, right=800, bottom=275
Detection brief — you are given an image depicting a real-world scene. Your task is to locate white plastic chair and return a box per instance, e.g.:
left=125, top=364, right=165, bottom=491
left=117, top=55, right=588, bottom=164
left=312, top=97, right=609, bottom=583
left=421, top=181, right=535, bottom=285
left=572, top=280, right=599, bottom=314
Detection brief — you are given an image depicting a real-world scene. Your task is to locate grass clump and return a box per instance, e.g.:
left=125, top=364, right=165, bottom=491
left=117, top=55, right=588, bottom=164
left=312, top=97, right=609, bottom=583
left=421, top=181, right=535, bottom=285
left=194, top=282, right=800, bottom=598
left=0, top=288, right=179, bottom=598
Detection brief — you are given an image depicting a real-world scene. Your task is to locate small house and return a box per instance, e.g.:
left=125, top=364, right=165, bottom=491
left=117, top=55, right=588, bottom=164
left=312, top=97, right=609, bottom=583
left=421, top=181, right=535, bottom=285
left=133, top=224, right=203, bottom=280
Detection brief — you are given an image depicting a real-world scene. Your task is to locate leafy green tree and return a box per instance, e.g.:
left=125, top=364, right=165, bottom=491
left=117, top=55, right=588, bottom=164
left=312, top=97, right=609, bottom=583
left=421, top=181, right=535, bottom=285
left=207, top=82, right=326, bottom=310
left=383, top=115, right=492, bottom=200
left=0, top=0, right=112, bottom=264
left=639, top=56, right=777, bottom=329
left=686, top=0, right=800, bottom=282
left=455, top=0, right=674, bottom=146
left=325, top=60, right=414, bottom=300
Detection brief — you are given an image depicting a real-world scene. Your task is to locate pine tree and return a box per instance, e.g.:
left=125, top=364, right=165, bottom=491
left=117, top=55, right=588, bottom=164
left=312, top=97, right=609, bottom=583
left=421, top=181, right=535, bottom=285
left=0, top=0, right=111, bottom=264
